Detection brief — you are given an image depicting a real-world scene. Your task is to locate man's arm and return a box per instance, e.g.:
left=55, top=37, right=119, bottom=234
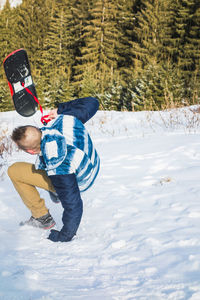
left=48, top=173, right=83, bottom=242
left=57, top=97, right=99, bottom=124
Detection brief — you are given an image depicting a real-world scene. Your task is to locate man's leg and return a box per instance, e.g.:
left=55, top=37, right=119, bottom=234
left=8, top=162, right=55, bottom=218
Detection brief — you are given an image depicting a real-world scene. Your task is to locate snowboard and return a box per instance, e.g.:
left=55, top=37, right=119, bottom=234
left=3, top=49, right=38, bottom=117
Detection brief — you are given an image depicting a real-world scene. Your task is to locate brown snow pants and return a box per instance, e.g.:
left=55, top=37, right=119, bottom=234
left=7, top=162, right=56, bottom=218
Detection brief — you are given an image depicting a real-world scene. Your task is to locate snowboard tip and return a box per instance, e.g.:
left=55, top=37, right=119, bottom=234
left=3, top=48, right=26, bottom=64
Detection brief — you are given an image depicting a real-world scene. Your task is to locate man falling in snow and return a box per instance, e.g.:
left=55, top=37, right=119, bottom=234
left=8, top=97, right=100, bottom=242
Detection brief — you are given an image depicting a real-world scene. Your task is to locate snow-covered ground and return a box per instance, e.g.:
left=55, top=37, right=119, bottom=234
left=1, top=108, right=200, bottom=299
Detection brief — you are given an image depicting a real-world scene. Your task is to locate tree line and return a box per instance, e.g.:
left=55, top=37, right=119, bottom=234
left=0, top=0, right=200, bottom=112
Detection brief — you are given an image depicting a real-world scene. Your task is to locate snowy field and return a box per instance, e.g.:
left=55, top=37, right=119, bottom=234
left=1, top=108, right=200, bottom=300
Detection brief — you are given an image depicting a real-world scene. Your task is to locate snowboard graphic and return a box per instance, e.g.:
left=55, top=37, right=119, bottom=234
left=3, top=49, right=38, bottom=117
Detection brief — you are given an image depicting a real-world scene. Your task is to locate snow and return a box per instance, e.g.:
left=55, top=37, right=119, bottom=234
left=1, top=107, right=200, bottom=299
left=0, top=0, right=22, bottom=8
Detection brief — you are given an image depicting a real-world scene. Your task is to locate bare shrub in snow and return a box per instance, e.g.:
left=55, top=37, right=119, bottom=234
left=0, top=126, right=16, bottom=179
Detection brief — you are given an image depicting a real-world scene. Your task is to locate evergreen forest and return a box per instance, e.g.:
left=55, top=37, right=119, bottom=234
left=0, top=0, right=200, bottom=112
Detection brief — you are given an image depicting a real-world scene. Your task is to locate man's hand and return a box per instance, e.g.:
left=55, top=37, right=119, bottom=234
left=48, top=108, right=58, bottom=120
left=48, top=229, right=74, bottom=242
left=48, top=229, right=60, bottom=242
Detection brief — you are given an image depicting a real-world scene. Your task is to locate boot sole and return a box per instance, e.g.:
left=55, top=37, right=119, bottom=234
left=19, top=221, right=56, bottom=230
left=43, top=222, right=56, bottom=230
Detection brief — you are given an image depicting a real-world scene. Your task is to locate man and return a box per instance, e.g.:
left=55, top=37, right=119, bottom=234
left=8, top=97, right=100, bottom=242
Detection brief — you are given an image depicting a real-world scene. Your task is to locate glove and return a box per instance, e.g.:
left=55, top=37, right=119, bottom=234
left=48, top=229, right=60, bottom=242
left=48, top=229, right=74, bottom=242
left=48, top=191, right=60, bottom=203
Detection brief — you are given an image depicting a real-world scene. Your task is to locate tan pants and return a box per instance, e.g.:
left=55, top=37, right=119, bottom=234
left=8, top=162, right=55, bottom=218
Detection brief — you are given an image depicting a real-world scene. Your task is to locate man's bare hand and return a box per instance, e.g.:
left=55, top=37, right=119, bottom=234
left=48, top=108, right=58, bottom=120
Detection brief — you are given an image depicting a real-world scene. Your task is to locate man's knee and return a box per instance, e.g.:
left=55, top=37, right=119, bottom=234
left=7, top=162, right=23, bottom=180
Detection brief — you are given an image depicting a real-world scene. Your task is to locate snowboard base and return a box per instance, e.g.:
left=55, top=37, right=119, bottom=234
left=3, top=49, right=38, bottom=117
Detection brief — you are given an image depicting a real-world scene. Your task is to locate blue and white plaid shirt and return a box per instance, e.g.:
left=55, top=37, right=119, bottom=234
left=35, top=114, right=100, bottom=192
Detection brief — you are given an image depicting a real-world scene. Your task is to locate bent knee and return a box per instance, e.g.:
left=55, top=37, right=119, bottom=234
left=8, top=162, right=28, bottom=179
left=8, top=162, right=19, bottom=179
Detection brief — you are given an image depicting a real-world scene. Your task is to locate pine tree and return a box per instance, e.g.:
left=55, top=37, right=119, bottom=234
left=74, top=0, right=129, bottom=109
left=67, top=0, right=94, bottom=94
left=132, top=64, right=185, bottom=111
left=0, top=0, right=15, bottom=112
left=0, top=81, right=14, bottom=112
left=11, top=0, right=52, bottom=107
left=174, top=0, right=200, bottom=102
left=132, top=0, right=176, bottom=67
left=1, top=0, right=200, bottom=111
left=14, top=0, right=50, bottom=72
left=0, top=0, right=14, bottom=60
left=130, top=0, right=188, bottom=110
left=187, top=1, right=200, bottom=103
left=42, top=0, right=75, bottom=106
